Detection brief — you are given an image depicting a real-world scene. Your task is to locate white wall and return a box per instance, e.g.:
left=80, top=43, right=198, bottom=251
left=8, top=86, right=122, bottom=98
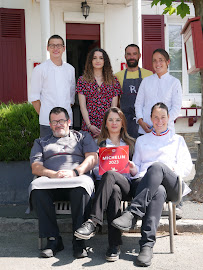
left=1, top=0, right=200, bottom=133
left=104, top=4, right=133, bottom=73
left=175, top=118, right=200, bottom=133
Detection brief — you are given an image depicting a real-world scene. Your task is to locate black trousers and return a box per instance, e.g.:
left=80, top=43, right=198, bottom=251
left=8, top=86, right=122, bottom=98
left=90, top=171, right=137, bottom=246
left=130, top=162, right=179, bottom=248
left=90, top=162, right=179, bottom=248
left=31, top=187, right=91, bottom=239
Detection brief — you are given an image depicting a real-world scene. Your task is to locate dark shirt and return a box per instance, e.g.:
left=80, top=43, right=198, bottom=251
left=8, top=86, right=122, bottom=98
left=30, top=130, right=98, bottom=173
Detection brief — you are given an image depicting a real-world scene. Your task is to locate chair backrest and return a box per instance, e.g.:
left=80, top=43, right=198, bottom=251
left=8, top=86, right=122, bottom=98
left=55, top=201, right=71, bottom=214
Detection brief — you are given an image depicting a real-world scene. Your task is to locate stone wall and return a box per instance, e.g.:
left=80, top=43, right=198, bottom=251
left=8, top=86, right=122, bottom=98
left=177, top=132, right=200, bottom=161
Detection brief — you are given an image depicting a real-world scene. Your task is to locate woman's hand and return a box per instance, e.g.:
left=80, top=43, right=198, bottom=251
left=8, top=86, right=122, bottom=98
left=138, top=118, right=152, bottom=133
left=89, top=125, right=101, bottom=138
left=128, top=161, right=137, bottom=176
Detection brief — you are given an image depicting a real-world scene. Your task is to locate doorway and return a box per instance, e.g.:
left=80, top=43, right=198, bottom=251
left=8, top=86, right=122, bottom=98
left=66, top=23, right=100, bottom=130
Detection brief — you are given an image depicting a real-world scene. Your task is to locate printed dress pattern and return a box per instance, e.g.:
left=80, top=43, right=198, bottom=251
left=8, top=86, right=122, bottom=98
left=76, top=76, right=122, bottom=135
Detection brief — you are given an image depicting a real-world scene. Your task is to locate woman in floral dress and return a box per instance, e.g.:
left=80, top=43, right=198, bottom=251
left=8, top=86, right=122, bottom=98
left=76, top=48, right=122, bottom=138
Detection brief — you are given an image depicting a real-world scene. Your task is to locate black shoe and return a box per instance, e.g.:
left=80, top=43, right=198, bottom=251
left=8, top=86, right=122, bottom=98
left=41, top=236, right=64, bottom=258
left=72, top=239, right=88, bottom=259
left=136, top=246, right=153, bottom=267
left=105, top=245, right=120, bottom=262
left=111, top=211, right=135, bottom=231
left=74, top=220, right=96, bottom=240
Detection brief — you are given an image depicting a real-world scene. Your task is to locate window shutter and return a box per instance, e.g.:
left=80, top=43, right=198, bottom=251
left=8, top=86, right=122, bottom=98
left=142, top=15, right=165, bottom=72
left=0, top=8, right=27, bottom=103
left=1, top=11, right=22, bottom=38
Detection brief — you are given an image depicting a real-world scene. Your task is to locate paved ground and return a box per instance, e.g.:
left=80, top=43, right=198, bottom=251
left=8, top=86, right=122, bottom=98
left=0, top=165, right=203, bottom=269
left=0, top=232, right=202, bottom=270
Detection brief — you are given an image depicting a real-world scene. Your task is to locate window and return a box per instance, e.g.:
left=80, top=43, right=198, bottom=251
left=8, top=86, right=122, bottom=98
left=169, top=25, right=182, bottom=84
left=168, top=24, right=201, bottom=94
left=189, top=73, right=201, bottom=93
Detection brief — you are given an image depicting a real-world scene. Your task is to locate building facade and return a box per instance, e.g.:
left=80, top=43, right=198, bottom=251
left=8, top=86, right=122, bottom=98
left=0, top=0, right=201, bottom=132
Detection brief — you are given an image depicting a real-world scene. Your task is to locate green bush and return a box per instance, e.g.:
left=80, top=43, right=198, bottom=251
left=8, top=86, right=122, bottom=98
left=0, top=102, right=40, bottom=161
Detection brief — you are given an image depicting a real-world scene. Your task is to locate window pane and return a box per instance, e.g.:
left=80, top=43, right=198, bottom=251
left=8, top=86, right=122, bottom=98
left=170, top=72, right=182, bottom=85
left=189, top=72, right=201, bottom=93
left=169, top=48, right=182, bottom=70
left=169, top=25, right=182, bottom=47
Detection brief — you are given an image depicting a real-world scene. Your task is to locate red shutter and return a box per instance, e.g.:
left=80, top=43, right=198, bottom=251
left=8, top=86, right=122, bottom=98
left=142, top=15, right=165, bottom=72
left=0, top=8, right=27, bottom=103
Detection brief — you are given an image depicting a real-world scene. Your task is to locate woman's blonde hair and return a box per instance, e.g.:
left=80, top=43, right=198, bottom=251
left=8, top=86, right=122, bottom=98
left=82, top=48, right=115, bottom=85
left=97, top=107, right=136, bottom=159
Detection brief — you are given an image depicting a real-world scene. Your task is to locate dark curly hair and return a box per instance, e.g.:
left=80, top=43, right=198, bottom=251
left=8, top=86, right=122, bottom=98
left=82, top=48, right=115, bottom=85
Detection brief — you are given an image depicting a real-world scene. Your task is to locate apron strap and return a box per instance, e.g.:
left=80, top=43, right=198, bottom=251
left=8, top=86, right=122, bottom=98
left=123, top=69, right=128, bottom=82
left=138, top=67, right=142, bottom=79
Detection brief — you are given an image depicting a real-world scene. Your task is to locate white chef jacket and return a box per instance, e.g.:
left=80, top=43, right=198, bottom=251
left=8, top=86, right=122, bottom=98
left=132, top=130, right=193, bottom=179
left=135, top=72, right=182, bottom=134
left=29, top=59, right=75, bottom=126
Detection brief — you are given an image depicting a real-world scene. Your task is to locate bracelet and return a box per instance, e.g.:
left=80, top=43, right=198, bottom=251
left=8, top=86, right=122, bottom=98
left=73, top=168, right=79, bottom=176
left=87, top=123, right=91, bottom=128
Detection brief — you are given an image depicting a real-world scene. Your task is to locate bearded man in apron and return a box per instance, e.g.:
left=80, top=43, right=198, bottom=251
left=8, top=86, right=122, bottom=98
left=115, top=44, right=153, bottom=138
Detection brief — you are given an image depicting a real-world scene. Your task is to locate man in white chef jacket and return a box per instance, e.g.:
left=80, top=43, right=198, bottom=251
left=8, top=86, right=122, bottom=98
left=29, top=34, right=75, bottom=137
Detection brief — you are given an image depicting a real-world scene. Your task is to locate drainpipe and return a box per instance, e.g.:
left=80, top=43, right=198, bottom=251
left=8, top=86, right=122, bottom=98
left=40, top=0, right=51, bottom=61
left=132, top=0, right=142, bottom=66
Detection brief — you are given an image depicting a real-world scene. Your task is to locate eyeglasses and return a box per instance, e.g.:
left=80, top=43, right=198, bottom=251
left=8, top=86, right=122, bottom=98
left=48, top=44, right=64, bottom=49
left=50, top=119, right=67, bottom=126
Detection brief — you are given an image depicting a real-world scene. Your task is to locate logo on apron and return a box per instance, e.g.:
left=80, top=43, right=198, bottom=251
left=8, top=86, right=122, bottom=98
left=129, top=85, right=137, bottom=94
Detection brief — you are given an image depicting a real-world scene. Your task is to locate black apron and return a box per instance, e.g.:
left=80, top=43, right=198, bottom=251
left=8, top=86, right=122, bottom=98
left=120, top=68, right=142, bottom=139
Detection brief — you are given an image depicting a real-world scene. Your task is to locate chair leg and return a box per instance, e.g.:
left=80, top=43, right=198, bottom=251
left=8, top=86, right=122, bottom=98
left=38, top=238, right=43, bottom=250
left=168, top=201, right=174, bottom=253
left=173, top=204, right=177, bottom=235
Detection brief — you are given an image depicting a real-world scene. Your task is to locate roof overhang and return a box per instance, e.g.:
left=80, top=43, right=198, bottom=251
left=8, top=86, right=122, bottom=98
left=36, top=0, right=132, bottom=5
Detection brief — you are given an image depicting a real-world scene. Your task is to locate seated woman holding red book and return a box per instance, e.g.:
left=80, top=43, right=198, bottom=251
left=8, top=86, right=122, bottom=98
left=74, top=107, right=136, bottom=262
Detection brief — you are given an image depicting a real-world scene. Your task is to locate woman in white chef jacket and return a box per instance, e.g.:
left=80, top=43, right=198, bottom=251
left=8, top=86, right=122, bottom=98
left=135, top=48, right=182, bottom=135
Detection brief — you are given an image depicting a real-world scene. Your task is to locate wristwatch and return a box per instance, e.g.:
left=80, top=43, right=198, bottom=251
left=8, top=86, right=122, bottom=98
left=73, top=168, right=79, bottom=176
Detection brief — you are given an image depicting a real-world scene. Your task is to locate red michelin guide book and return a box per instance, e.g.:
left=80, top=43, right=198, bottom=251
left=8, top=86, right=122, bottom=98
left=99, top=145, right=129, bottom=175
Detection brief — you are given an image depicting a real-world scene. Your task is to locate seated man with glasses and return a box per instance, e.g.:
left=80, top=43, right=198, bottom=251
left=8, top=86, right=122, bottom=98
left=29, top=34, right=75, bottom=137
left=28, top=107, right=98, bottom=259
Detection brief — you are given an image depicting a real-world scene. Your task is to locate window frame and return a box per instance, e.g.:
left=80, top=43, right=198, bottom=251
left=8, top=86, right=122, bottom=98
left=165, top=19, right=201, bottom=101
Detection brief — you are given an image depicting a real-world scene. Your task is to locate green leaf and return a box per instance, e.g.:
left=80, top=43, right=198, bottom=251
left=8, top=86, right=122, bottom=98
left=152, top=0, right=173, bottom=7
left=177, top=2, right=190, bottom=18
left=163, top=6, right=176, bottom=15
left=161, top=0, right=172, bottom=7
left=169, top=6, right=176, bottom=15
left=151, top=0, right=160, bottom=7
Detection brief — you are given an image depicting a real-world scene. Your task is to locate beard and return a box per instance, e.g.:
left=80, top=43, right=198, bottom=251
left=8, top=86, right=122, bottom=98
left=126, top=59, right=139, bottom=68
left=53, top=128, right=68, bottom=137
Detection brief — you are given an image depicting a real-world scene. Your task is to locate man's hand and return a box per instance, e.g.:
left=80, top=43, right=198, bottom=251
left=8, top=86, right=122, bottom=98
left=138, top=118, right=152, bottom=133
left=53, top=170, right=76, bottom=178
left=32, top=100, right=41, bottom=115
left=32, top=163, right=76, bottom=179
